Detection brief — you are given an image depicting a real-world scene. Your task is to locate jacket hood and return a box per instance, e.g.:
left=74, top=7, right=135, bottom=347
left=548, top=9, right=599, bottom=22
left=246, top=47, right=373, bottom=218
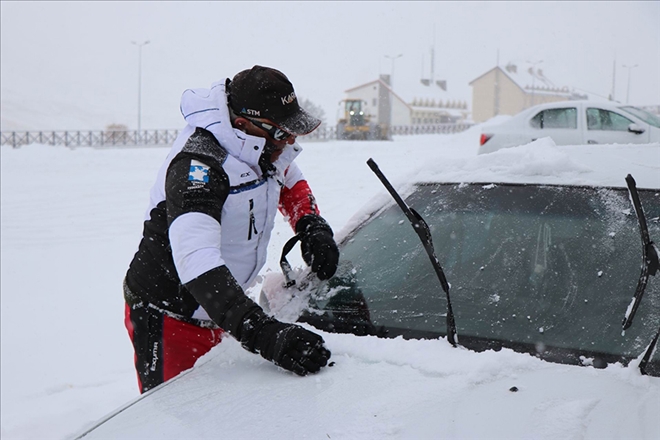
left=179, top=80, right=300, bottom=171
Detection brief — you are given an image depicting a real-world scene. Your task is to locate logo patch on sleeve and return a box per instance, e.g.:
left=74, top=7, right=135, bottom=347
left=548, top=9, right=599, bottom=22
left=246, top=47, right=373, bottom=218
left=189, top=160, right=210, bottom=183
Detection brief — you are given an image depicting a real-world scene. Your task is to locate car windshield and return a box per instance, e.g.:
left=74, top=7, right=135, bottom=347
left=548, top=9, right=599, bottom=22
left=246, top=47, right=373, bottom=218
left=618, top=106, right=660, bottom=128
left=300, top=183, right=660, bottom=374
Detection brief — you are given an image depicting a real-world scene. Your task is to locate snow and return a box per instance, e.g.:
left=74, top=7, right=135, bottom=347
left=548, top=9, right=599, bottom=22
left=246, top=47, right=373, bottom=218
left=1, top=127, right=659, bottom=439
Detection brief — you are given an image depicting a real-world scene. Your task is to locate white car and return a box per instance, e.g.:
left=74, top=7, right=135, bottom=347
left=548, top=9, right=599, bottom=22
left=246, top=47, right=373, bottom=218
left=478, top=100, right=660, bottom=154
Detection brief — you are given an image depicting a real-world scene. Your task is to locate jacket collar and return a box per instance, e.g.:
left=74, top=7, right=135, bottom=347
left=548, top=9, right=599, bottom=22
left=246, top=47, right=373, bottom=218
left=273, top=141, right=303, bottom=174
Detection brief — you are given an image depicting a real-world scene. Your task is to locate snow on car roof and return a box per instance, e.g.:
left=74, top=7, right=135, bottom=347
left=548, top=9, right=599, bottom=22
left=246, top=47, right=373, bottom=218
left=333, top=137, right=659, bottom=245
left=414, top=138, right=660, bottom=190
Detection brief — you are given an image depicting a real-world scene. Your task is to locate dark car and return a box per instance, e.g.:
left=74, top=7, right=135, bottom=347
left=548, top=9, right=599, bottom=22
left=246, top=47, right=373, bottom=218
left=263, top=146, right=660, bottom=376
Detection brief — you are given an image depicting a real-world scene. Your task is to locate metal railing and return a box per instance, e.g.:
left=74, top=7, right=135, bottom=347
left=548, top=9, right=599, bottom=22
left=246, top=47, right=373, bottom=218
left=0, top=129, right=179, bottom=148
left=391, top=123, right=473, bottom=135
left=1, top=123, right=473, bottom=148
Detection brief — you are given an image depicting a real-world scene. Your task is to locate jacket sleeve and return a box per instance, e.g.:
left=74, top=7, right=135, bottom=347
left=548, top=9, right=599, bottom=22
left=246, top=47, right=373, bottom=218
left=184, top=265, right=271, bottom=351
left=165, top=152, right=229, bottom=284
left=278, top=163, right=320, bottom=230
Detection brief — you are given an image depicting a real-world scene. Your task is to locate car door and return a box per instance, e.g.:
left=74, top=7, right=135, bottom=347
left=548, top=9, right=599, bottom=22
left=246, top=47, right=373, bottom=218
left=584, top=107, right=650, bottom=144
left=526, top=106, right=582, bottom=145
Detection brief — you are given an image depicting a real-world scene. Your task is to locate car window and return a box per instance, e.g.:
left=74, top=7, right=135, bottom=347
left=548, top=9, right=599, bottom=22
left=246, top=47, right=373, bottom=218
left=529, top=108, right=577, bottom=129
left=587, top=108, right=634, bottom=131
left=303, top=183, right=660, bottom=374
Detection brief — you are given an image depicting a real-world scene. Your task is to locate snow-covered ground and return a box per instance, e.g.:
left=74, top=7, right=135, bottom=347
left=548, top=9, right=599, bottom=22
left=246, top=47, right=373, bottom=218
left=2, top=128, right=659, bottom=439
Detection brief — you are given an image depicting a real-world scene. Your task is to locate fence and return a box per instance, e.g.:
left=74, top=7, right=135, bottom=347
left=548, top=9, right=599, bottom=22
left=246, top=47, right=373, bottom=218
left=1, top=123, right=473, bottom=148
left=391, top=123, right=473, bottom=135
left=0, top=129, right=180, bottom=148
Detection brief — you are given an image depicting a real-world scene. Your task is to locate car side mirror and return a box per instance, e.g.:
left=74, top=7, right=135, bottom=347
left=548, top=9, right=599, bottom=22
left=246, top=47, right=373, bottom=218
left=628, top=123, right=645, bottom=135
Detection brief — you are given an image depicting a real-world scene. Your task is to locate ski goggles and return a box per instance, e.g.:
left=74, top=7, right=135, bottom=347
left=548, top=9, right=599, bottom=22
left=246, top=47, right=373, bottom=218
left=246, top=118, right=293, bottom=142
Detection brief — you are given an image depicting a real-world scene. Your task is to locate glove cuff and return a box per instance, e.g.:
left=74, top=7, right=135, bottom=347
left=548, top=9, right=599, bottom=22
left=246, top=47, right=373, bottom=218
left=240, top=313, right=278, bottom=355
left=295, top=214, right=333, bottom=237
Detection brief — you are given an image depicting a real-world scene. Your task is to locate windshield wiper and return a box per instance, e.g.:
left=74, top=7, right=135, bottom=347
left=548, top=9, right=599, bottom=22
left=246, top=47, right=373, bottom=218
left=622, top=174, right=659, bottom=375
left=621, top=174, right=659, bottom=331
left=639, top=325, right=660, bottom=376
left=367, top=158, right=458, bottom=347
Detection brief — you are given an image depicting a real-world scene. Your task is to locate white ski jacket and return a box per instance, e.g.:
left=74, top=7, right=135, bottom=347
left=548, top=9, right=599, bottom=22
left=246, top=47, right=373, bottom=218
left=125, top=80, right=316, bottom=322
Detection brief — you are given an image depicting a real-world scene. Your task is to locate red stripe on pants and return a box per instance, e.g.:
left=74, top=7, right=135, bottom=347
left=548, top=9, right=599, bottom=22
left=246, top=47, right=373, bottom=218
left=124, top=303, right=224, bottom=393
left=161, top=310, right=224, bottom=383
left=124, top=303, right=140, bottom=389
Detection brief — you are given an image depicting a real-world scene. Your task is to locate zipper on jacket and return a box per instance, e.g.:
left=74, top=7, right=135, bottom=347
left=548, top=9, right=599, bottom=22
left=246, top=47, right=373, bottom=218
left=248, top=199, right=258, bottom=240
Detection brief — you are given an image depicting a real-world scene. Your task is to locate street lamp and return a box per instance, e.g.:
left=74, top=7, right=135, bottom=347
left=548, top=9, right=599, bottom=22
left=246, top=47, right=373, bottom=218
left=384, top=54, right=403, bottom=88
left=131, top=40, right=150, bottom=136
left=622, top=64, right=639, bottom=104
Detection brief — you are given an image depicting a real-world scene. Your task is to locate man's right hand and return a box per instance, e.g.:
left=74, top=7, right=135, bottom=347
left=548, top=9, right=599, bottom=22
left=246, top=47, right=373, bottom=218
left=251, top=319, right=331, bottom=376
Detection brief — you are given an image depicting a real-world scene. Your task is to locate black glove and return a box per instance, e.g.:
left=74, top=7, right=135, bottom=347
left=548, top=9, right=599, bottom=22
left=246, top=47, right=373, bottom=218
left=185, top=266, right=331, bottom=376
left=296, top=215, right=339, bottom=280
left=248, top=318, right=331, bottom=376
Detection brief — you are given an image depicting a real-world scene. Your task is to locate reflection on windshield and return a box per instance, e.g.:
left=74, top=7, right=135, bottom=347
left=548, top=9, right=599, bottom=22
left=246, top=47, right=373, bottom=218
left=619, top=106, right=660, bottom=128
left=302, top=183, right=660, bottom=372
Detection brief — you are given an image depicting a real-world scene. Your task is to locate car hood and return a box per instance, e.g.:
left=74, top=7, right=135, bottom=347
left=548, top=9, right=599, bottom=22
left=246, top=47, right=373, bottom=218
left=76, top=331, right=659, bottom=440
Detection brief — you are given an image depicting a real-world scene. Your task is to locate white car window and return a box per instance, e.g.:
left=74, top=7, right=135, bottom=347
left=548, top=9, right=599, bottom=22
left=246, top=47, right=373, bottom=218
left=529, top=108, right=577, bottom=129
left=587, top=108, right=634, bottom=131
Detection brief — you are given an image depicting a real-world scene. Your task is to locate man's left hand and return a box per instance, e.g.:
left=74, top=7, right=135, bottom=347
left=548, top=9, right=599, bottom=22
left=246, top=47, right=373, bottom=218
left=296, top=215, right=339, bottom=280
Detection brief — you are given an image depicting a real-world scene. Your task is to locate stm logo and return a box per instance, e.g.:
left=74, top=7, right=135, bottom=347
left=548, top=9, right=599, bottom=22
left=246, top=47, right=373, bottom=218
left=242, top=108, right=261, bottom=116
left=281, top=92, right=296, bottom=105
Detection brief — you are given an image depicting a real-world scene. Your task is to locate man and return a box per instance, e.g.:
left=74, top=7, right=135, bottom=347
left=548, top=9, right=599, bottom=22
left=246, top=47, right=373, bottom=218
left=124, top=65, right=339, bottom=393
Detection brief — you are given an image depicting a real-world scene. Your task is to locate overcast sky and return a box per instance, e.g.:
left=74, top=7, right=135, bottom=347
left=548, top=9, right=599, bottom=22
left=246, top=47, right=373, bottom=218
left=1, top=1, right=658, bottom=130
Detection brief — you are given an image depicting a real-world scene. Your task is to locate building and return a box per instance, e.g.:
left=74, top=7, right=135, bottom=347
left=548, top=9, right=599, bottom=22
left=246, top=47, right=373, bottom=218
left=469, top=63, right=587, bottom=123
left=404, top=78, right=469, bottom=125
left=342, top=75, right=410, bottom=127
left=342, top=75, right=469, bottom=127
